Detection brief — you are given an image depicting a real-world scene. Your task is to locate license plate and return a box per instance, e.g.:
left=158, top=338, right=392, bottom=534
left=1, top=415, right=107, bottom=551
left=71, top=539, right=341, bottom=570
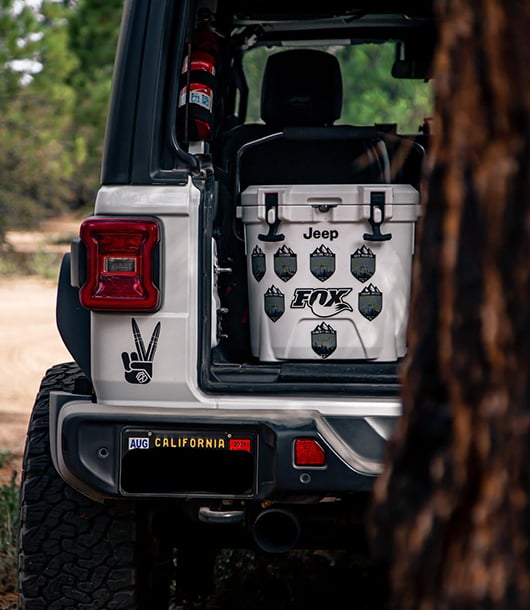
left=123, top=429, right=254, bottom=454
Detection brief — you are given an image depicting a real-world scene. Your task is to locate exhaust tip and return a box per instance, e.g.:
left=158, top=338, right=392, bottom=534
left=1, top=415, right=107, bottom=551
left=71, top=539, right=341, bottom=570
left=252, top=508, right=300, bottom=554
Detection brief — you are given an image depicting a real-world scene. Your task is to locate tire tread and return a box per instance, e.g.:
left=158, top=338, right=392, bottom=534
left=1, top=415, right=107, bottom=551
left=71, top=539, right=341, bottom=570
left=17, top=363, right=138, bottom=610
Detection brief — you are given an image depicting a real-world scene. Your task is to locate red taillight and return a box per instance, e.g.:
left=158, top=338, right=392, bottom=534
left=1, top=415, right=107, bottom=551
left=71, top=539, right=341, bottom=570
left=293, top=438, right=326, bottom=467
left=79, top=217, right=160, bottom=311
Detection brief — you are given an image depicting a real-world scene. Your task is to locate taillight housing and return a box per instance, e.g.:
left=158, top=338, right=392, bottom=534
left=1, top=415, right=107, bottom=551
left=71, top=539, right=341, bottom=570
left=78, top=217, right=160, bottom=312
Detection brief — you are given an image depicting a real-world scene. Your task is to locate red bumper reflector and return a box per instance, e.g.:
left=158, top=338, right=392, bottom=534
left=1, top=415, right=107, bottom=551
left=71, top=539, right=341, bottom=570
left=79, top=217, right=160, bottom=311
left=294, top=438, right=326, bottom=466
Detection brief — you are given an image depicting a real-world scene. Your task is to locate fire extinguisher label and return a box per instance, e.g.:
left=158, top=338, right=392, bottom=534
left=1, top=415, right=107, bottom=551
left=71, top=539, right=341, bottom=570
left=179, top=85, right=213, bottom=111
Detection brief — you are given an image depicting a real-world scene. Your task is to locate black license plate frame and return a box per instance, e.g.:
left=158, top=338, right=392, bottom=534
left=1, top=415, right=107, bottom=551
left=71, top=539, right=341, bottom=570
left=122, top=428, right=256, bottom=455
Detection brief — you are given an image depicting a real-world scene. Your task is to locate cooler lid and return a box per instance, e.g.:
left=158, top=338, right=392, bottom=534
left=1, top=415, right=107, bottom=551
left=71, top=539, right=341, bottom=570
left=237, top=184, right=421, bottom=223
left=240, top=184, right=419, bottom=207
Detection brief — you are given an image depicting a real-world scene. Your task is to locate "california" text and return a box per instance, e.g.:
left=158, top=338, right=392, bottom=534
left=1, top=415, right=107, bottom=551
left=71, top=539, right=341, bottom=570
left=153, top=436, right=226, bottom=449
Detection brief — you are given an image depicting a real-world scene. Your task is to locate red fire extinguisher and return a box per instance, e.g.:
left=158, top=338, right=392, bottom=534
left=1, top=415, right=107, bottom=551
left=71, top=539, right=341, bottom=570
left=178, top=13, right=221, bottom=142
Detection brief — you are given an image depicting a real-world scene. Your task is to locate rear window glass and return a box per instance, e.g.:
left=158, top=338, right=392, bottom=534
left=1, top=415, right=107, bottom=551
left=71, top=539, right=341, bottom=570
left=243, top=43, right=433, bottom=134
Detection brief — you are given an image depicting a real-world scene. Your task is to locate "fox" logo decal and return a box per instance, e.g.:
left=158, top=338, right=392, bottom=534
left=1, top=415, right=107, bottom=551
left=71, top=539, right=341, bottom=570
left=290, top=288, right=353, bottom=318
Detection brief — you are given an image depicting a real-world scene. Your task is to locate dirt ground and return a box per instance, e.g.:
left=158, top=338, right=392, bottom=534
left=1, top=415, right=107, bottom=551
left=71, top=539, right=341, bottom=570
left=0, top=221, right=78, bottom=487
left=0, top=275, right=73, bottom=486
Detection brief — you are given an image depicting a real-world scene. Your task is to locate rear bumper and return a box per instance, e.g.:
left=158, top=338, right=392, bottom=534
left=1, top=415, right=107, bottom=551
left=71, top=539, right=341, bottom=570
left=50, top=391, right=397, bottom=502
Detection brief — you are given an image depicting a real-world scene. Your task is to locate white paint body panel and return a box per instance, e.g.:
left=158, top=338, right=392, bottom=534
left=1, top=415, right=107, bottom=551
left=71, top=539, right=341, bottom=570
left=91, top=182, right=402, bottom=423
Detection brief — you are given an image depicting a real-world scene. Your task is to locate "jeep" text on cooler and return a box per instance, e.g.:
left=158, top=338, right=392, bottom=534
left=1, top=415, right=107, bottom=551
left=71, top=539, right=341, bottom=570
left=303, top=227, right=339, bottom=240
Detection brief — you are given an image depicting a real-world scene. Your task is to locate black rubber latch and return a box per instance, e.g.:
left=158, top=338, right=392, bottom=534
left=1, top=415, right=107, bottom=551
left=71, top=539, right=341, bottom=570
left=258, top=192, right=285, bottom=242
left=363, top=191, right=392, bottom=241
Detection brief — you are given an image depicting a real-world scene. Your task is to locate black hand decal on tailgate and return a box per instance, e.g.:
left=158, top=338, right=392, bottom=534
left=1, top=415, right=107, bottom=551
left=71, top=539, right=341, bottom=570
left=121, top=318, right=161, bottom=384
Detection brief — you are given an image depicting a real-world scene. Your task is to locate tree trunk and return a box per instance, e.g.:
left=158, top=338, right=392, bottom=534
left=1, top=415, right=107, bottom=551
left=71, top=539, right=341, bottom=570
left=370, top=1, right=530, bottom=608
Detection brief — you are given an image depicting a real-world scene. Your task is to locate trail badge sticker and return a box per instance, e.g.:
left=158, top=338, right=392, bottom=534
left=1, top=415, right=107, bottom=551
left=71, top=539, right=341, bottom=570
left=310, top=245, right=335, bottom=282
left=358, top=284, right=382, bottom=321
left=274, top=245, right=297, bottom=282
left=122, top=318, right=161, bottom=384
left=311, top=322, right=337, bottom=358
left=264, top=285, right=285, bottom=322
left=351, top=245, right=375, bottom=283
left=251, top=245, right=266, bottom=282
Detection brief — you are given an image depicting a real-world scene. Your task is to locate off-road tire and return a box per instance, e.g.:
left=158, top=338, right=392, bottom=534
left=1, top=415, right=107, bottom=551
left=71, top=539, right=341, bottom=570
left=17, top=362, right=173, bottom=610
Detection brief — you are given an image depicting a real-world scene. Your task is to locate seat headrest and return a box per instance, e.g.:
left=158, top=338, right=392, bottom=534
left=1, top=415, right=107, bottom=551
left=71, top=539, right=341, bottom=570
left=260, top=49, right=343, bottom=127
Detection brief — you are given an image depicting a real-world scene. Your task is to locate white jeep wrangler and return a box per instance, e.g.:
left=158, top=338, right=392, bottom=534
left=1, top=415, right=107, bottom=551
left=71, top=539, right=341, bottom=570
left=18, top=1, right=434, bottom=607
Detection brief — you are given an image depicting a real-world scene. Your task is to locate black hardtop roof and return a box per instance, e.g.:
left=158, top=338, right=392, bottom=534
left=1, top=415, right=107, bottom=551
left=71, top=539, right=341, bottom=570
left=229, top=0, right=433, bottom=21
left=224, top=0, right=435, bottom=47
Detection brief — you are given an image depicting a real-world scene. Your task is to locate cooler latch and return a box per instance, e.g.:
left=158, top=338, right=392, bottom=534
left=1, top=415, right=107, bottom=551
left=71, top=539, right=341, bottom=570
left=258, top=192, right=285, bottom=242
left=363, top=191, right=392, bottom=242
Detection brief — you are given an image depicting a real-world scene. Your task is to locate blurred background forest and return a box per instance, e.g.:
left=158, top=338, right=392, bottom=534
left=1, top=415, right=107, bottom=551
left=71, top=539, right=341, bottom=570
left=1, top=0, right=432, bottom=244
left=0, top=0, right=123, bottom=243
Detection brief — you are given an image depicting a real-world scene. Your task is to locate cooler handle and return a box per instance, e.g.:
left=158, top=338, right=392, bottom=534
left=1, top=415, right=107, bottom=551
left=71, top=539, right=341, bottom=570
left=258, top=192, right=285, bottom=242
left=363, top=191, right=392, bottom=242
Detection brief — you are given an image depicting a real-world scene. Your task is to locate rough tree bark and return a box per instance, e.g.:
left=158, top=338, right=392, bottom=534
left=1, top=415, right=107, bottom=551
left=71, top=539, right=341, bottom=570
left=370, top=1, right=530, bottom=609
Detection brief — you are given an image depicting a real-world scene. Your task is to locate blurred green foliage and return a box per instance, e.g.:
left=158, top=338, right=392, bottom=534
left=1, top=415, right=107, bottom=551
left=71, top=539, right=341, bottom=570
left=0, top=0, right=122, bottom=244
left=0, top=471, right=18, bottom=595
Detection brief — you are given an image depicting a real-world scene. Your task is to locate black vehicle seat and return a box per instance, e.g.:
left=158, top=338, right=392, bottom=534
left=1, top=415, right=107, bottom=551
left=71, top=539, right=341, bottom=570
left=221, top=48, right=391, bottom=193
left=375, top=123, right=426, bottom=191
left=221, top=47, right=343, bottom=163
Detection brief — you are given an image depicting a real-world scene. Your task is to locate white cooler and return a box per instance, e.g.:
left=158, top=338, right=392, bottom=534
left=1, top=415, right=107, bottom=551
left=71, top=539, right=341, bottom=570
left=237, top=184, right=421, bottom=362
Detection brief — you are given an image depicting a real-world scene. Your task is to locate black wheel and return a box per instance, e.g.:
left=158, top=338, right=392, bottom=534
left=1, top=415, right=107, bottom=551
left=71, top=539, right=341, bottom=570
left=17, top=362, right=174, bottom=610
